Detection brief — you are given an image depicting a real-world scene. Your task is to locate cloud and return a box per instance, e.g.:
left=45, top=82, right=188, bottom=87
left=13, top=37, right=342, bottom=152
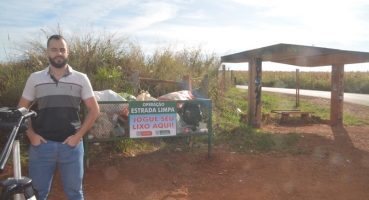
left=182, top=10, right=210, bottom=20
left=0, top=0, right=61, bottom=27
left=122, top=1, right=180, bottom=32
left=1, top=0, right=368, bottom=71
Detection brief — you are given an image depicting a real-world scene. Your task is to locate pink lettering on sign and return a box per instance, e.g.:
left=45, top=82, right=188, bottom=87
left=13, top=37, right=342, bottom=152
left=160, top=116, right=174, bottom=121
left=152, top=122, right=174, bottom=128
left=133, top=116, right=158, bottom=122
left=132, top=124, right=150, bottom=129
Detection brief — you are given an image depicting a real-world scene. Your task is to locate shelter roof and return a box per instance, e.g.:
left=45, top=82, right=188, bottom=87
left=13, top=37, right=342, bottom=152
left=221, top=43, right=369, bottom=67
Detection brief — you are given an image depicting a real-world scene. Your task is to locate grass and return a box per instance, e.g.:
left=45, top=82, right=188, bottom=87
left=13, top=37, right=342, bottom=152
left=2, top=86, right=366, bottom=168
left=214, top=125, right=302, bottom=154
left=210, top=87, right=366, bottom=154
left=1, top=29, right=367, bottom=167
left=106, top=87, right=366, bottom=156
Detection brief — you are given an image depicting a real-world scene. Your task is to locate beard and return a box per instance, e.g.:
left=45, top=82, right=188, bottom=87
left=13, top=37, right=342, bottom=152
left=49, top=56, right=68, bottom=69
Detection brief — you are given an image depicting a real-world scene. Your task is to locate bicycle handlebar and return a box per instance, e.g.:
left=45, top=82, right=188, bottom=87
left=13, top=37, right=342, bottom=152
left=0, top=108, right=36, bottom=173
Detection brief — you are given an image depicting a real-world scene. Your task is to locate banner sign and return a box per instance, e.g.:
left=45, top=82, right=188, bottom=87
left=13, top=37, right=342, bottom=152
left=129, top=101, right=177, bottom=138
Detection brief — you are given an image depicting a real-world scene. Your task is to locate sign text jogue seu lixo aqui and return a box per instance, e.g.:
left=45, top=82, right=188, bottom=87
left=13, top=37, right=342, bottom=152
left=129, top=101, right=177, bottom=138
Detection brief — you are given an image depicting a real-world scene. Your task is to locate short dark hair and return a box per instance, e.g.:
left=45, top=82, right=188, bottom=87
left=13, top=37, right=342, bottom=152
left=47, top=35, right=67, bottom=48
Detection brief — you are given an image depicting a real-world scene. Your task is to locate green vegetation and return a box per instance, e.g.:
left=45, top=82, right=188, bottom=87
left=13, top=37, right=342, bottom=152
left=0, top=28, right=367, bottom=162
left=0, top=29, right=220, bottom=107
left=213, top=88, right=300, bottom=154
left=226, top=88, right=367, bottom=126
left=211, top=87, right=367, bottom=154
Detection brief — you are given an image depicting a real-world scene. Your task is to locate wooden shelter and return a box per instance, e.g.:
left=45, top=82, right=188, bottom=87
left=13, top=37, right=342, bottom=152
left=221, top=43, right=369, bottom=127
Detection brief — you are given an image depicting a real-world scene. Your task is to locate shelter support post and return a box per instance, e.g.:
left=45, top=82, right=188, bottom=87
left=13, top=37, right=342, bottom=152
left=248, top=58, right=262, bottom=128
left=330, top=64, right=344, bottom=125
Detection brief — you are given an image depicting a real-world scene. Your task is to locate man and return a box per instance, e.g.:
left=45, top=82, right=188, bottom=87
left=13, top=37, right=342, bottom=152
left=18, top=35, right=100, bottom=200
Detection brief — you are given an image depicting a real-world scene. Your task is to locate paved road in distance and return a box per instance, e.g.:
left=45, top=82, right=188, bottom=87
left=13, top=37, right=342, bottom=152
left=236, top=85, right=369, bottom=107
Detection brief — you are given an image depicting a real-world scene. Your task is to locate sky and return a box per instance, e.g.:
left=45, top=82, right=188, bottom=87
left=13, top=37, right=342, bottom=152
left=0, top=0, right=368, bottom=72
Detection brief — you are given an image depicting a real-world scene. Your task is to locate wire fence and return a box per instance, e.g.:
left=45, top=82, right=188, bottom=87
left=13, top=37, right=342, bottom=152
left=132, top=70, right=210, bottom=99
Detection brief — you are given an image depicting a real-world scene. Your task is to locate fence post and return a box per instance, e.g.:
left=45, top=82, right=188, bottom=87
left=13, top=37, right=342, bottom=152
left=231, top=70, right=234, bottom=86
left=296, top=69, right=300, bottom=107
left=203, top=74, right=209, bottom=98
left=183, top=75, right=192, bottom=92
left=133, top=70, right=139, bottom=97
left=0, top=76, right=6, bottom=92
left=222, top=64, right=226, bottom=91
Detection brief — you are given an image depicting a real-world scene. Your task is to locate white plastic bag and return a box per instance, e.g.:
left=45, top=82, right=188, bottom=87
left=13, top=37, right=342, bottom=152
left=94, top=90, right=126, bottom=101
left=157, top=90, right=194, bottom=100
left=136, top=91, right=157, bottom=101
left=94, top=90, right=127, bottom=113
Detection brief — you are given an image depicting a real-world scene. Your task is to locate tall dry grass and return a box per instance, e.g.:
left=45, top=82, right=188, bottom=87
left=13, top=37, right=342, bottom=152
left=0, top=28, right=221, bottom=107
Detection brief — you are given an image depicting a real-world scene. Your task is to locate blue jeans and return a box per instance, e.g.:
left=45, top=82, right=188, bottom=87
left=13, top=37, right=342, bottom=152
left=29, top=140, right=84, bottom=200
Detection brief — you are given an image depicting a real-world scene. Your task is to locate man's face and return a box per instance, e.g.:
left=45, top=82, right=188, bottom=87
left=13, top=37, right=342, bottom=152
left=46, top=39, right=69, bottom=69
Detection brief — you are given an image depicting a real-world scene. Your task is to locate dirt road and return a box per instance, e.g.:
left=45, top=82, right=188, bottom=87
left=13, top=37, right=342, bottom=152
left=42, top=124, right=369, bottom=200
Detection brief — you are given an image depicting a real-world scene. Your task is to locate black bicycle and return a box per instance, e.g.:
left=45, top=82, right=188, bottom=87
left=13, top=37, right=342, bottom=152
left=0, top=107, right=37, bottom=200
